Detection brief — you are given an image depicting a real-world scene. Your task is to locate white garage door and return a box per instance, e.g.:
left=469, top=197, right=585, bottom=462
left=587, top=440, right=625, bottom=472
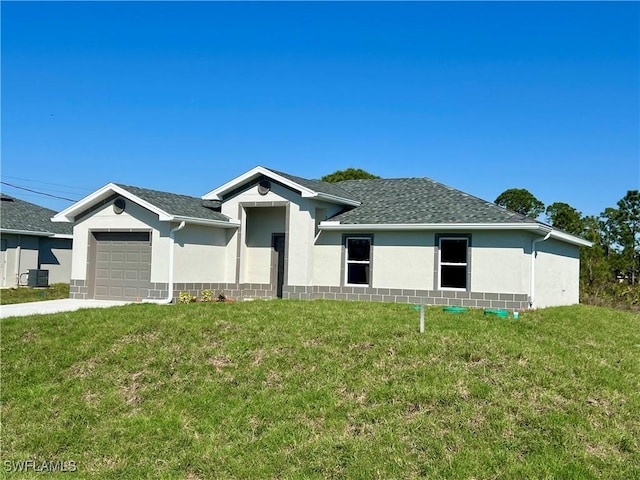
left=93, top=232, right=152, bottom=301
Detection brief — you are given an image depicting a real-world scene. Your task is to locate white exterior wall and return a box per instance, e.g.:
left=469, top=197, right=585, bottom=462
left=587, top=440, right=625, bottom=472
left=313, top=230, right=529, bottom=293
left=173, top=225, right=229, bottom=283
left=471, top=232, right=580, bottom=307
left=311, top=229, right=582, bottom=307
left=372, top=231, right=436, bottom=290
left=470, top=231, right=530, bottom=294
left=313, top=230, right=343, bottom=286
left=313, top=231, right=437, bottom=289
left=534, top=238, right=581, bottom=308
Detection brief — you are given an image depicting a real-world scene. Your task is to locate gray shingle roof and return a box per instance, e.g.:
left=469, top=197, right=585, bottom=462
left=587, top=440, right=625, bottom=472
left=267, top=169, right=359, bottom=202
left=326, top=177, right=538, bottom=225
left=115, top=184, right=230, bottom=222
left=0, top=195, right=73, bottom=235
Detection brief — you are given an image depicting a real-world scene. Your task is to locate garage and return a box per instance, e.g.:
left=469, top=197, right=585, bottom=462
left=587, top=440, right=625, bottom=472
left=92, top=231, right=152, bottom=301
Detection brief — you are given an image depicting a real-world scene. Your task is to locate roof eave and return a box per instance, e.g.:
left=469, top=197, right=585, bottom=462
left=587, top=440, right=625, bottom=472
left=318, top=222, right=549, bottom=232
left=314, top=192, right=361, bottom=207
left=0, top=228, right=56, bottom=237
left=171, top=215, right=240, bottom=228
left=548, top=230, right=593, bottom=247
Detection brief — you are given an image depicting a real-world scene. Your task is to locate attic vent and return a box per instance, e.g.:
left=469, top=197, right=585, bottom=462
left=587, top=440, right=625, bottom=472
left=258, top=180, right=271, bottom=196
left=113, top=198, right=126, bottom=214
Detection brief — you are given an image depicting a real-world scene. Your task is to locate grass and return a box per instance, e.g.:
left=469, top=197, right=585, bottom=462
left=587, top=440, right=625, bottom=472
left=1, top=301, right=639, bottom=479
left=0, top=284, right=70, bottom=305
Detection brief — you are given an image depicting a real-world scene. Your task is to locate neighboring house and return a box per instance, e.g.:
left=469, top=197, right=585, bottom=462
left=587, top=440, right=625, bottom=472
left=52, top=166, right=591, bottom=309
left=0, top=195, right=73, bottom=287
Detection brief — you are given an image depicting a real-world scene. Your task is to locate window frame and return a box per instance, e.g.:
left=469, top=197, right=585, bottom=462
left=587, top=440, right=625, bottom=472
left=343, top=235, right=373, bottom=287
left=437, top=235, right=470, bottom=291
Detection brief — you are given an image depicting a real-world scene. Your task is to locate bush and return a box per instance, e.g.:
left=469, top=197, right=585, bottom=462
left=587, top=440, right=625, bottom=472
left=201, top=290, right=214, bottom=302
left=178, top=292, right=194, bottom=304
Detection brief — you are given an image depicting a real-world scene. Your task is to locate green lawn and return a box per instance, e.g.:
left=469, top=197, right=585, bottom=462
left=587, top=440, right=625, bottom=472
left=0, top=284, right=70, bottom=305
left=1, top=301, right=638, bottom=479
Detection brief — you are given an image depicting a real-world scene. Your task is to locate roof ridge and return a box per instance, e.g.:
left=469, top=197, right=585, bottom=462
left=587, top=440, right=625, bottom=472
left=338, top=176, right=537, bottom=222
left=113, top=183, right=230, bottom=223
left=115, top=183, right=202, bottom=200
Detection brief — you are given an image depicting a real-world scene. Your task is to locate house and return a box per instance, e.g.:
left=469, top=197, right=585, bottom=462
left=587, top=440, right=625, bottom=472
left=0, top=195, right=73, bottom=287
left=52, top=166, right=591, bottom=309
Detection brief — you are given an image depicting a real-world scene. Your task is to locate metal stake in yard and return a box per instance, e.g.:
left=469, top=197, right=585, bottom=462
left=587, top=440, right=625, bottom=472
left=420, top=302, right=425, bottom=333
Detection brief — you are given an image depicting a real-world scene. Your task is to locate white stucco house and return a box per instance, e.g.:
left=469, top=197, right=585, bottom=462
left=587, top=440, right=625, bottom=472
left=1, top=195, right=73, bottom=287
left=52, top=166, right=591, bottom=309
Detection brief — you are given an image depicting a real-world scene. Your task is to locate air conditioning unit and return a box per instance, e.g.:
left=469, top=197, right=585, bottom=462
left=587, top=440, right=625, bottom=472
left=27, top=269, right=49, bottom=288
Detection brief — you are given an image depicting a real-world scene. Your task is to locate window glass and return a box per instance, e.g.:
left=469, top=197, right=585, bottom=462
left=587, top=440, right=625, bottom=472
left=439, top=237, right=468, bottom=290
left=347, top=238, right=370, bottom=262
left=345, top=237, right=371, bottom=285
left=347, top=264, right=370, bottom=285
left=441, top=265, right=467, bottom=289
left=440, top=239, right=467, bottom=263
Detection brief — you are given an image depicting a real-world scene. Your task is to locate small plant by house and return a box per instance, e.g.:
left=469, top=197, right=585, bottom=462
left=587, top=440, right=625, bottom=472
left=201, top=289, right=214, bottom=302
left=178, top=292, right=197, bottom=304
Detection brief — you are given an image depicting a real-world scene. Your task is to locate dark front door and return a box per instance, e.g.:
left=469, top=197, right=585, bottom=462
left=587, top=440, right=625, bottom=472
left=272, top=234, right=285, bottom=298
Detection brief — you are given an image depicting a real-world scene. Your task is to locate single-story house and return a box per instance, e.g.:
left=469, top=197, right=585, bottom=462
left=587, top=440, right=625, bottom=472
left=0, top=195, right=73, bottom=287
left=52, top=166, right=591, bottom=309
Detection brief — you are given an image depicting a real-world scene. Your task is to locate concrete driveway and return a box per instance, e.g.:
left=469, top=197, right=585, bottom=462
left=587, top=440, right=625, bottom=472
left=0, top=299, right=131, bottom=319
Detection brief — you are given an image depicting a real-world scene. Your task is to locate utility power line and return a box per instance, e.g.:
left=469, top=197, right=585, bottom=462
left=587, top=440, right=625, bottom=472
left=0, top=181, right=78, bottom=202
left=1, top=175, right=93, bottom=193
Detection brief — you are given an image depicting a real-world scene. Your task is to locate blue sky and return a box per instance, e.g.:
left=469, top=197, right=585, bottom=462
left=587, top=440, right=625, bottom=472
left=2, top=1, right=638, bottom=219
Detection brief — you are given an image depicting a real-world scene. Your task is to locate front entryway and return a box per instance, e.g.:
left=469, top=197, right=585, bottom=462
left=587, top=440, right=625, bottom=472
left=91, top=231, right=152, bottom=301
left=272, top=233, right=285, bottom=298
left=242, top=205, right=287, bottom=294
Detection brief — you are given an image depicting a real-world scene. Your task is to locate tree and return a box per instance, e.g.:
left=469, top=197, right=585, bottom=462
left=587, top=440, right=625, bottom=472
left=584, top=191, right=640, bottom=289
left=321, top=168, right=380, bottom=183
left=615, top=190, right=640, bottom=284
left=545, top=202, right=584, bottom=236
left=581, top=215, right=614, bottom=298
left=494, top=188, right=545, bottom=218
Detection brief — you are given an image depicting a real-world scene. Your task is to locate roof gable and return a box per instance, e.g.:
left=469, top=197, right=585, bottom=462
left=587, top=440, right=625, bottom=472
left=0, top=195, right=73, bottom=236
left=202, top=166, right=360, bottom=206
left=52, top=183, right=236, bottom=227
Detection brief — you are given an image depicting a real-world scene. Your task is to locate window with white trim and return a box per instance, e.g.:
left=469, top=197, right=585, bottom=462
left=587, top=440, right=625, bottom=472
left=438, top=237, right=468, bottom=290
left=345, top=237, right=371, bottom=286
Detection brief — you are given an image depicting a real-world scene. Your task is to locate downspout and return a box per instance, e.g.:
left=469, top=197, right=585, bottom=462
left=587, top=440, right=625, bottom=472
left=15, top=242, right=21, bottom=287
left=146, top=221, right=186, bottom=304
left=530, top=231, right=552, bottom=310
